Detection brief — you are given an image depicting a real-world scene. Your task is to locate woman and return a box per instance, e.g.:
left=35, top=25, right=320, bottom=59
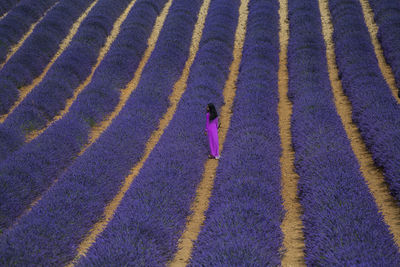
left=205, top=103, right=220, bottom=159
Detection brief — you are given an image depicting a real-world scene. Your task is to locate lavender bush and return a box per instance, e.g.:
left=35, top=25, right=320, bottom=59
left=0, top=0, right=167, bottom=232
left=0, top=0, right=95, bottom=115
left=0, top=0, right=203, bottom=264
left=76, top=0, right=239, bottom=265
left=288, top=0, right=400, bottom=264
left=0, top=0, right=132, bottom=161
left=190, top=0, right=283, bottom=265
left=0, top=0, right=20, bottom=18
left=0, top=0, right=58, bottom=64
left=367, top=0, right=400, bottom=97
left=327, top=0, right=400, bottom=203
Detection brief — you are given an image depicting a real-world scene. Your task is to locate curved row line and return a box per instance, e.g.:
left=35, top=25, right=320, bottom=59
left=0, top=0, right=97, bottom=116
left=358, top=0, right=399, bottom=103
left=0, top=0, right=167, bottom=233
left=74, top=0, right=241, bottom=265
left=327, top=0, right=400, bottom=204
left=0, top=0, right=134, bottom=163
left=0, top=0, right=202, bottom=264
left=321, top=0, right=400, bottom=249
left=25, top=0, right=140, bottom=143
left=0, top=0, right=59, bottom=69
left=366, top=0, right=400, bottom=98
left=70, top=0, right=211, bottom=264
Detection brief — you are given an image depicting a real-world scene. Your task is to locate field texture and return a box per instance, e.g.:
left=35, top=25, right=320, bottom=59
left=0, top=0, right=400, bottom=265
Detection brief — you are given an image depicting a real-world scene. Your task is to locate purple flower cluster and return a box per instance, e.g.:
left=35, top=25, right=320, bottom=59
left=0, top=0, right=202, bottom=264
left=0, top=0, right=20, bottom=18
left=0, top=0, right=58, bottom=64
left=190, top=0, right=283, bottom=265
left=0, top=0, right=132, bottom=161
left=367, top=0, right=400, bottom=97
left=288, top=0, right=400, bottom=264
left=328, top=0, right=400, bottom=203
left=0, top=0, right=167, bottom=233
left=76, top=0, right=239, bottom=265
left=0, top=0, right=95, bottom=115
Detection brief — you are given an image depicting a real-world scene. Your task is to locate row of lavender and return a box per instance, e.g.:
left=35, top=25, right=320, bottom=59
left=0, top=0, right=202, bottom=264
left=0, top=0, right=20, bottom=18
left=0, top=0, right=138, bottom=230
left=367, top=0, right=400, bottom=97
left=0, top=0, right=132, bottom=161
left=0, top=0, right=167, bottom=233
left=190, top=0, right=283, bottom=265
left=77, top=0, right=238, bottom=264
left=288, top=0, right=399, bottom=264
left=0, top=0, right=58, bottom=64
left=0, top=0, right=94, bottom=115
left=328, top=0, right=400, bottom=203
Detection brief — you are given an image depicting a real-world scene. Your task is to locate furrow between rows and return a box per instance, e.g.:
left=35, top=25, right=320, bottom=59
left=69, top=0, right=210, bottom=264
left=0, top=0, right=168, bottom=233
left=0, top=0, right=201, bottom=264
left=358, top=0, right=400, bottom=103
left=0, top=0, right=59, bottom=70
left=278, top=0, right=306, bottom=265
left=25, top=0, right=140, bottom=143
left=319, top=0, right=400, bottom=253
left=0, top=0, right=97, bottom=117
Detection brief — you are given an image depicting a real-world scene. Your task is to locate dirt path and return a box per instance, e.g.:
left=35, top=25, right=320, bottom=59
left=25, top=0, right=139, bottom=142
left=65, top=0, right=212, bottom=264
left=319, top=0, right=400, bottom=250
left=0, top=2, right=58, bottom=70
left=168, top=1, right=249, bottom=266
left=278, top=0, right=306, bottom=266
left=0, top=0, right=99, bottom=123
left=358, top=0, right=400, bottom=103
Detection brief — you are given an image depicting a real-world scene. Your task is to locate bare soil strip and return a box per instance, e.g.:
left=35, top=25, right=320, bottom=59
left=25, top=0, right=139, bottom=143
left=278, top=0, right=306, bottom=266
left=6, top=0, right=141, bottom=232
left=0, top=0, right=99, bottom=124
left=0, top=10, right=9, bottom=20
left=319, top=0, right=400, bottom=250
left=359, top=0, right=400, bottom=103
left=0, top=2, right=59, bottom=70
left=66, top=0, right=212, bottom=264
left=168, top=1, right=249, bottom=266
left=77, top=0, right=176, bottom=156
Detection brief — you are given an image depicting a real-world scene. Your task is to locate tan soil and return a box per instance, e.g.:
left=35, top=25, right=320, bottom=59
left=25, top=0, right=138, bottom=142
left=278, top=0, right=306, bottom=266
left=66, top=0, right=211, bottom=264
left=359, top=0, right=400, bottom=104
left=168, top=1, right=249, bottom=266
left=0, top=3, right=58, bottom=70
left=319, top=0, right=400, bottom=251
left=0, top=0, right=99, bottom=124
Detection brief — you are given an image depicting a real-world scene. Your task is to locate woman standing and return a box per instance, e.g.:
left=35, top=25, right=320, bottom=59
left=205, top=103, right=220, bottom=159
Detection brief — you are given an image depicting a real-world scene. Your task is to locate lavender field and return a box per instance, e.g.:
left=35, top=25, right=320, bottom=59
left=0, top=0, right=399, bottom=265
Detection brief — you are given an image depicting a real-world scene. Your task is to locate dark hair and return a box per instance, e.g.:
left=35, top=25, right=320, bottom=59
left=207, top=103, right=218, bottom=121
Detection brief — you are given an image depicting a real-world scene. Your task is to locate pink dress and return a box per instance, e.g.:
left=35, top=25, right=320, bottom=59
left=205, top=112, right=219, bottom=158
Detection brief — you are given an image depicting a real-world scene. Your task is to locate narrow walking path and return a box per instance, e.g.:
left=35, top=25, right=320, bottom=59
left=359, top=0, right=400, bottom=103
left=169, top=0, right=249, bottom=265
left=319, top=0, right=400, bottom=249
left=0, top=2, right=58, bottom=70
left=66, top=0, right=210, bottom=264
left=278, top=0, right=306, bottom=265
left=25, top=0, right=138, bottom=142
left=0, top=0, right=99, bottom=123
